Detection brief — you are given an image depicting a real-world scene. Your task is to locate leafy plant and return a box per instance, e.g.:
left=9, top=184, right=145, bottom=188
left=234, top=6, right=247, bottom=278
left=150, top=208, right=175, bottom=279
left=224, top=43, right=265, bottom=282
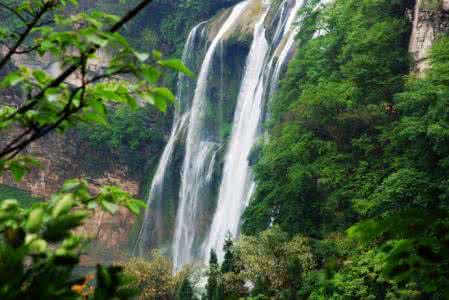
left=0, top=178, right=145, bottom=299
left=0, top=0, right=191, bottom=298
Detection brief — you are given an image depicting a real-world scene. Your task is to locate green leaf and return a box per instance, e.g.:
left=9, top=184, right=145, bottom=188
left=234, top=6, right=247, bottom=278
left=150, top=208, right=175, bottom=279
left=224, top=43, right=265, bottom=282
left=44, top=211, right=89, bottom=242
left=152, top=87, right=175, bottom=102
left=32, top=70, right=49, bottom=84
left=86, top=33, right=108, bottom=47
left=127, top=199, right=146, bottom=215
left=26, top=207, right=44, bottom=233
left=9, top=162, right=27, bottom=181
left=62, top=179, right=82, bottom=192
left=52, top=194, right=74, bottom=217
left=97, top=89, right=125, bottom=103
left=140, top=92, right=155, bottom=105
left=45, top=88, right=63, bottom=102
left=0, top=72, right=23, bottom=89
left=101, top=200, right=119, bottom=214
left=153, top=94, right=167, bottom=112
left=134, top=51, right=149, bottom=62
left=28, top=239, right=47, bottom=253
left=152, top=50, right=162, bottom=60
left=0, top=199, right=19, bottom=211
left=87, top=201, right=98, bottom=209
left=141, top=66, right=161, bottom=83
left=158, top=59, right=193, bottom=77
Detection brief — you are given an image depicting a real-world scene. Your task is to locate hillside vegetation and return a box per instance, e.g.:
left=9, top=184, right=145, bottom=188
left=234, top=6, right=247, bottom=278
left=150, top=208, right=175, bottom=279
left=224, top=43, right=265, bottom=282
left=202, top=0, right=449, bottom=298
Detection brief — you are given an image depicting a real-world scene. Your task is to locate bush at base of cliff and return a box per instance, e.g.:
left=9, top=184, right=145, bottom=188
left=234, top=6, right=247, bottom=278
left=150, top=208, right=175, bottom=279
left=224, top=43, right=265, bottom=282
left=123, top=252, right=199, bottom=300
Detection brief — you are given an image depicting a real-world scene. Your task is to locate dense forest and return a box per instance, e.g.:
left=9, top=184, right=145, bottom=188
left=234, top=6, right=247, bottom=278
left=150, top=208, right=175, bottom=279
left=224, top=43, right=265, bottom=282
left=0, top=0, right=448, bottom=299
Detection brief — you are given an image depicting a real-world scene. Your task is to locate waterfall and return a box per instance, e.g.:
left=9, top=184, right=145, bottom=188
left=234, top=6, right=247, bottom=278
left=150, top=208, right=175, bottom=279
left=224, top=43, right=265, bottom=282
left=134, top=22, right=205, bottom=256
left=172, top=1, right=250, bottom=270
left=137, top=0, right=306, bottom=270
left=202, top=0, right=305, bottom=260
left=270, top=0, right=305, bottom=96
left=202, top=8, right=270, bottom=259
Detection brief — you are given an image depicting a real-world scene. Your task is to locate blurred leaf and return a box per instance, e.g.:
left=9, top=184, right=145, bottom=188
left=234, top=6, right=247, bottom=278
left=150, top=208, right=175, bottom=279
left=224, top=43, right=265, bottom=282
left=158, top=59, right=193, bottom=77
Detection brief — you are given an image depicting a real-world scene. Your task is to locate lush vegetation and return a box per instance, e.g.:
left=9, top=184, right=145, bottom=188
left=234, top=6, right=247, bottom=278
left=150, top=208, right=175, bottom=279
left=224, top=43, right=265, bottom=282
left=216, top=0, right=449, bottom=298
left=2, top=0, right=449, bottom=298
left=0, top=0, right=190, bottom=298
left=77, top=104, right=169, bottom=178
left=123, top=251, right=198, bottom=300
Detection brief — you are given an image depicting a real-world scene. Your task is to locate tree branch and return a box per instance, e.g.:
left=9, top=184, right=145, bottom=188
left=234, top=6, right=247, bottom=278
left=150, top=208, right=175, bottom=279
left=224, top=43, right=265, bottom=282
left=0, top=0, right=154, bottom=160
left=0, top=2, right=52, bottom=71
left=6, top=0, right=154, bottom=122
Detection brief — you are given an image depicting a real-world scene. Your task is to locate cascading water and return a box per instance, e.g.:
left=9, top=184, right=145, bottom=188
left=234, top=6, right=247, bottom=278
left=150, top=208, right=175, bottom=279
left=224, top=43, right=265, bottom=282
left=172, top=1, right=250, bottom=270
left=202, top=0, right=306, bottom=259
left=136, top=0, right=306, bottom=270
left=269, top=0, right=305, bottom=96
left=202, top=8, right=270, bottom=259
left=134, top=22, right=206, bottom=256
left=134, top=113, right=189, bottom=256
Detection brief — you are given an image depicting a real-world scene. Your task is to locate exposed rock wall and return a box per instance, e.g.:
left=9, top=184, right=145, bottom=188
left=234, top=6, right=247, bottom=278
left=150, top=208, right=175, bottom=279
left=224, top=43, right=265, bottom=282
left=409, top=0, right=449, bottom=73
left=0, top=131, right=139, bottom=198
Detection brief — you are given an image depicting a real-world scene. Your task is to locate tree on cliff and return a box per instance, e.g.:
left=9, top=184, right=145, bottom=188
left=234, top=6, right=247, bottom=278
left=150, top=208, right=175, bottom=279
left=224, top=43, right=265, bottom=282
left=0, top=0, right=190, bottom=299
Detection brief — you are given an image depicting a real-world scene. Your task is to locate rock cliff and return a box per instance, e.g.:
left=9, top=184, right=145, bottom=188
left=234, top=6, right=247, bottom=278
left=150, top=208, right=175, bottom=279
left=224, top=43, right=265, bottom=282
left=409, top=0, right=449, bottom=73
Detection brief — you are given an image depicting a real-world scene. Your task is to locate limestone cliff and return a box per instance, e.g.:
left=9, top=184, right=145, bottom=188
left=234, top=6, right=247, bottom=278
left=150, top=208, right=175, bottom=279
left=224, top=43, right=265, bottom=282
left=409, top=0, right=449, bottom=73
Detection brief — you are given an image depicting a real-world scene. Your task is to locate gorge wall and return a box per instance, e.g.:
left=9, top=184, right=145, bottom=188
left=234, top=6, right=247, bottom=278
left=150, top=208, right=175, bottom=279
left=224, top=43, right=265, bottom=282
left=409, top=0, right=449, bottom=73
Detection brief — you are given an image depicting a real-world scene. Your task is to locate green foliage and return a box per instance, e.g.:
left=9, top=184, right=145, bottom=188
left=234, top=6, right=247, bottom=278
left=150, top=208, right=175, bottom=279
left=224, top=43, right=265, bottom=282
left=343, top=37, right=449, bottom=297
left=207, top=249, right=220, bottom=300
left=177, top=277, right=194, bottom=300
left=300, top=249, right=421, bottom=299
left=237, top=226, right=316, bottom=298
left=0, top=0, right=186, bottom=298
left=243, top=0, right=412, bottom=237
left=205, top=238, right=247, bottom=300
left=123, top=252, right=198, bottom=300
left=0, top=0, right=192, bottom=174
left=236, top=0, right=449, bottom=298
left=0, top=178, right=142, bottom=299
left=77, top=104, right=168, bottom=175
left=221, top=233, right=235, bottom=274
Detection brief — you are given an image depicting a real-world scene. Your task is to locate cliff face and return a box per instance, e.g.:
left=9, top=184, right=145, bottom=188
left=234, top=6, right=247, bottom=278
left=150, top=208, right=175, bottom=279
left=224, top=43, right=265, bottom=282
left=409, top=0, right=449, bottom=73
left=0, top=131, right=139, bottom=198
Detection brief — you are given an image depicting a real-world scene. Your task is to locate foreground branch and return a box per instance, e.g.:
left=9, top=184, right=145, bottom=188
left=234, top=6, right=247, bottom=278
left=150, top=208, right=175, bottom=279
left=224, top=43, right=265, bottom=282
left=0, top=0, right=154, bottom=160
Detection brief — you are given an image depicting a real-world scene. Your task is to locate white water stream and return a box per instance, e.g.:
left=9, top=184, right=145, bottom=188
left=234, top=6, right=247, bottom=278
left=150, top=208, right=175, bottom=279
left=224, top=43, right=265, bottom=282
left=136, top=0, right=306, bottom=270
left=202, top=8, right=270, bottom=259
left=202, top=0, right=306, bottom=260
left=172, top=1, right=250, bottom=270
left=134, top=22, right=205, bottom=256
